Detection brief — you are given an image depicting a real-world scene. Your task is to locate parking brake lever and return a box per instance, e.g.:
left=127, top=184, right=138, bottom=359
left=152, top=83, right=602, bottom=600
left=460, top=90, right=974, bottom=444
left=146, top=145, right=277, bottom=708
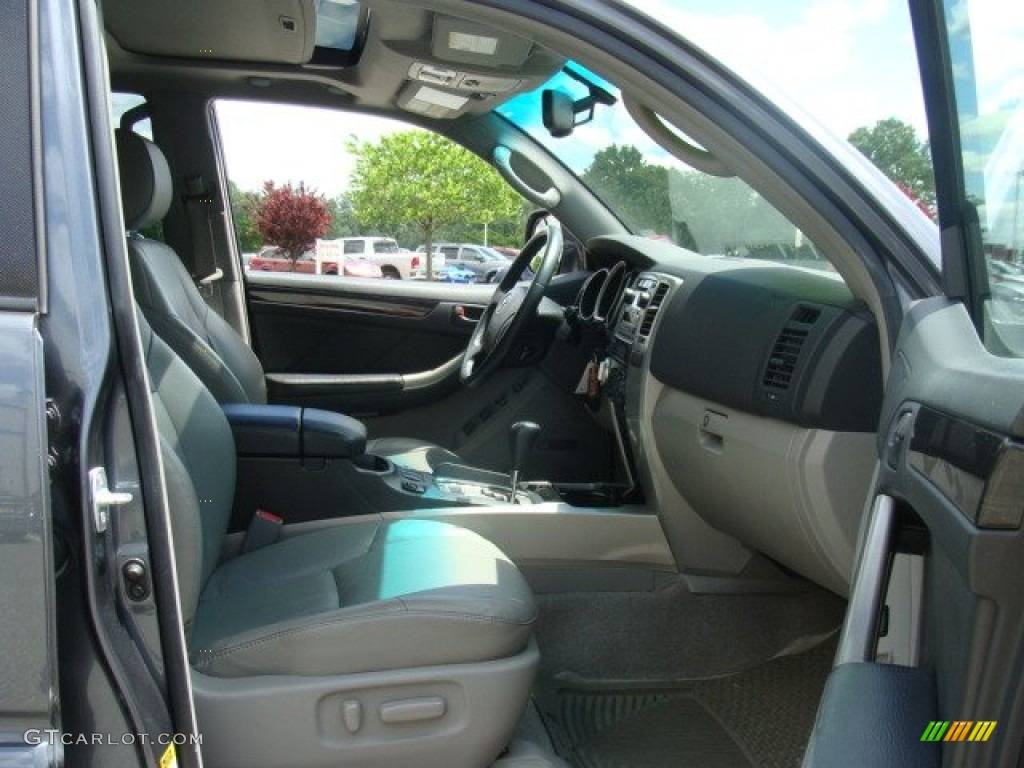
left=508, top=421, right=541, bottom=502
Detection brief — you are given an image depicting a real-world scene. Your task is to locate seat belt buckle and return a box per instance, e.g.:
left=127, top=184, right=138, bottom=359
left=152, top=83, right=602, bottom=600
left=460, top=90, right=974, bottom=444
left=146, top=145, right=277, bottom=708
left=196, top=267, right=223, bottom=300
left=241, top=508, right=283, bottom=554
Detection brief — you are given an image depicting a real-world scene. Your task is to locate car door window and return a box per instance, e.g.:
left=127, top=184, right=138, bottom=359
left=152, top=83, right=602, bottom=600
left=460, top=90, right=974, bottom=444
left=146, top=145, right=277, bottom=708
left=930, top=0, right=1024, bottom=357
left=213, top=100, right=526, bottom=281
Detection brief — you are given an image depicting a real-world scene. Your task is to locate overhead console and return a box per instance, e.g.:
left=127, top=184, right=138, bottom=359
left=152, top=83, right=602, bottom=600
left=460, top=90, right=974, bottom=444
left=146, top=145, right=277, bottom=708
left=649, top=269, right=882, bottom=432
left=382, top=10, right=564, bottom=119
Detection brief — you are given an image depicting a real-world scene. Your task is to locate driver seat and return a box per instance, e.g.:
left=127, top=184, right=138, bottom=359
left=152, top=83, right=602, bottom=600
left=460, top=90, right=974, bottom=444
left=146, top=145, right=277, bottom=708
left=115, top=129, right=460, bottom=472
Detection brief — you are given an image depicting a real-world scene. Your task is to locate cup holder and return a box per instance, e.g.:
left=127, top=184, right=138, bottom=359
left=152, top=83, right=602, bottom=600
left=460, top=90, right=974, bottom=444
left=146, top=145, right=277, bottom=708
left=352, top=453, right=392, bottom=474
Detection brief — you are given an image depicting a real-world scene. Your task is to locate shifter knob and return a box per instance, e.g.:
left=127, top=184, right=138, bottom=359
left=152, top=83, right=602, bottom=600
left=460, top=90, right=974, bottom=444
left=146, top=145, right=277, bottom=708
left=508, top=421, right=541, bottom=500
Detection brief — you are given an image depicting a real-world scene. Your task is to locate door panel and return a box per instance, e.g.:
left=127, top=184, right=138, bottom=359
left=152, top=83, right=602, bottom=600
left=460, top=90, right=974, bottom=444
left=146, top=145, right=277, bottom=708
left=878, top=300, right=1024, bottom=756
left=246, top=272, right=494, bottom=411
left=808, top=0, right=1024, bottom=762
left=808, top=299, right=1024, bottom=767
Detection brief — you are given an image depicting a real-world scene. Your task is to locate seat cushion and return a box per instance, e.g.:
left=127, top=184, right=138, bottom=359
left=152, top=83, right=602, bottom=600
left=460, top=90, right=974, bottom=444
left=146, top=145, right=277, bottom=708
left=367, top=436, right=462, bottom=473
left=190, top=519, right=536, bottom=677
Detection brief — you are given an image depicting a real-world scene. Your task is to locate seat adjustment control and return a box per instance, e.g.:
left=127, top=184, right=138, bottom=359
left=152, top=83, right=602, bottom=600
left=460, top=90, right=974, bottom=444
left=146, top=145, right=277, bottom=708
left=342, top=699, right=362, bottom=733
left=378, top=696, right=447, bottom=724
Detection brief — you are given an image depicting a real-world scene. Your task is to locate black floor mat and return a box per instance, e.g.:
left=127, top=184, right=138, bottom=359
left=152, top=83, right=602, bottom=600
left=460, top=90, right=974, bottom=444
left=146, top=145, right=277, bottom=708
left=559, top=693, right=752, bottom=768
left=539, top=638, right=836, bottom=768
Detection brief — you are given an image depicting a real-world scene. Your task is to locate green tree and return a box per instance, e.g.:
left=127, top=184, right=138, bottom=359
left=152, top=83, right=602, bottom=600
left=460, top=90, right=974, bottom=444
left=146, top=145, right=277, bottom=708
left=582, top=145, right=673, bottom=236
left=848, top=118, right=935, bottom=213
left=667, top=171, right=797, bottom=254
left=324, top=195, right=361, bottom=239
left=347, top=131, right=523, bottom=276
left=227, top=180, right=263, bottom=252
left=253, top=181, right=331, bottom=269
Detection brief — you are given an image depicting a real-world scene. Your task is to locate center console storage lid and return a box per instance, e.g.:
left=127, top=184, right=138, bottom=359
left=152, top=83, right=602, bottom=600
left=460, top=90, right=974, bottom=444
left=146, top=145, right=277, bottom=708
left=222, top=404, right=366, bottom=458
left=302, top=408, right=367, bottom=458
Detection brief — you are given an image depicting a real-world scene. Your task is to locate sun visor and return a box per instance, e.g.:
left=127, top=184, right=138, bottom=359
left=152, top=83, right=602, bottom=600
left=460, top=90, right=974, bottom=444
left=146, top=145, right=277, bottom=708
left=105, top=0, right=317, bottom=65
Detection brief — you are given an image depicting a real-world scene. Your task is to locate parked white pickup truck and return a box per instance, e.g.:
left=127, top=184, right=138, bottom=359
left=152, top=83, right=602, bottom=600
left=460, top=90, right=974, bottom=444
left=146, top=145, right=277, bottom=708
left=332, top=237, right=444, bottom=279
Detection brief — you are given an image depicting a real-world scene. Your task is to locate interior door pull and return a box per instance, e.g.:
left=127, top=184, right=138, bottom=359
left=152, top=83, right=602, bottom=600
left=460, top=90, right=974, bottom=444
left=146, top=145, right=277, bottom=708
left=452, top=305, right=483, bottom=324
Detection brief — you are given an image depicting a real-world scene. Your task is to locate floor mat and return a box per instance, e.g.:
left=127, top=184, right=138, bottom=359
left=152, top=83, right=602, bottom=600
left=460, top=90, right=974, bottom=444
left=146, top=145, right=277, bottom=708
left=559, top=693, right=752, bottom=768
left=540, top=637, right=836, bottom=768
left=535, top=581, right=845, bottom=683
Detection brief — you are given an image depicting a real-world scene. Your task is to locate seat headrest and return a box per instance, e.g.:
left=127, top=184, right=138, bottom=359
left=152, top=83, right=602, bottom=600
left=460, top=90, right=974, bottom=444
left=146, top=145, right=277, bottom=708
left=115, top=129, right=173, bottom=232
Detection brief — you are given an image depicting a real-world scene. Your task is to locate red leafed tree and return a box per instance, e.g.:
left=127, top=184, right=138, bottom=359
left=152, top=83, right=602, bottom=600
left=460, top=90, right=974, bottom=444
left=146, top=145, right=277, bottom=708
left=895, top=181, right=937, bottom=221
left=253, top=181, right=331, bottom=269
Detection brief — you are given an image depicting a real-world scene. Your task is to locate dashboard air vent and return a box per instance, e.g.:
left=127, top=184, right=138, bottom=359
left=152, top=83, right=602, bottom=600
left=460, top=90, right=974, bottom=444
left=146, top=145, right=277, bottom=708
left=763, top=328, right=806, bottom=390
left=762, top=307, right=819, bottom=390
left=638, top=281, right=669, bottom=339
left=791, top=305, right=822, bottom=324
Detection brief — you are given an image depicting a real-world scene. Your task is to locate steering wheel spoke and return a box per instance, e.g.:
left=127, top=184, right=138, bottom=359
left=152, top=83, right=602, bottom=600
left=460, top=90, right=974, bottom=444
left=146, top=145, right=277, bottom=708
left=459, top=220, right=563, bottom=387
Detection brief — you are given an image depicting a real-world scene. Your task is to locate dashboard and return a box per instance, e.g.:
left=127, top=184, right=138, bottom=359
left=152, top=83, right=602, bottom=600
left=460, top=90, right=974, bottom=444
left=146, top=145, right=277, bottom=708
left=573, top=235, right=884, bottom=595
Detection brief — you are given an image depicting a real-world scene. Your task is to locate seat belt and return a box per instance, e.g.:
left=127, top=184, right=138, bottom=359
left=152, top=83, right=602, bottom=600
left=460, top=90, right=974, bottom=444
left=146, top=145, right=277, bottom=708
left=241, top=509, right=283, bottom=554
left=183, top=173, right=225, bottom=314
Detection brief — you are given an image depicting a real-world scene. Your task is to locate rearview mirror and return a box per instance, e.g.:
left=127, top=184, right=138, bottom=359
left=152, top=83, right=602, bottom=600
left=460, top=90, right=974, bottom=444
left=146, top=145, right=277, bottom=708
left=541, top=65, right=617, bottom=138
left=542, top=90, right=576, bottom=138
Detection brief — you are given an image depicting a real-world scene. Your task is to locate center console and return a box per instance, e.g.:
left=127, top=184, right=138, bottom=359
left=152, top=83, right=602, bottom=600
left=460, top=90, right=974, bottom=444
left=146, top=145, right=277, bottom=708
left=222, top=405, right=573, bottom=532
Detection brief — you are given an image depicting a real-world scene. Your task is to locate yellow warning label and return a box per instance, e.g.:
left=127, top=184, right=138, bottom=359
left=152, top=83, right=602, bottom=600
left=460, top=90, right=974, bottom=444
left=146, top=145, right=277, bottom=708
left=159, top=744, right=178, bottom=768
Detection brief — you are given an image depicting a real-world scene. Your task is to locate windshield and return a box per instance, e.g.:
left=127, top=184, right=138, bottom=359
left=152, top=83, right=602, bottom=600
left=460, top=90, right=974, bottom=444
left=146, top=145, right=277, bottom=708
left=498, top=65, right=832, bottom=270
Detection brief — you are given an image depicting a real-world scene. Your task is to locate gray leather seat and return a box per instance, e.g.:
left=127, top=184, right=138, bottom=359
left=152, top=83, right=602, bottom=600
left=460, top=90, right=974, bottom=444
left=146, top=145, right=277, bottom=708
left=142, top=310, right=538, bottom=765
left=190, top=519, right=535, bottom=677
left=116, top=129, right=460, bottom=471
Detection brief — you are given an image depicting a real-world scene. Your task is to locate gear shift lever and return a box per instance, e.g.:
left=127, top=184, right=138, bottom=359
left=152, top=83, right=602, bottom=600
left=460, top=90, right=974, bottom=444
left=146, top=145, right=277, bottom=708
left=508, top=421, right=541, bottom=501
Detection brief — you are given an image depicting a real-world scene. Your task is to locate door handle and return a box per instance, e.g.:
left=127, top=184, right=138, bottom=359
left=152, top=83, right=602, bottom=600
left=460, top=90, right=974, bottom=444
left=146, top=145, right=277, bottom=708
left=452, top=305, right=484, bottom=324
left=699, top=409, right=728, bottom=453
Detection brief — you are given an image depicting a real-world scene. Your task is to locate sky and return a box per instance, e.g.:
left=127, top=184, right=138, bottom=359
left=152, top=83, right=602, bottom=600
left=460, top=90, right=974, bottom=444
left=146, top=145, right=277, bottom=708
left=624, top=0, right=928, bottom=137
left=215, top=0, right=933, bottom=197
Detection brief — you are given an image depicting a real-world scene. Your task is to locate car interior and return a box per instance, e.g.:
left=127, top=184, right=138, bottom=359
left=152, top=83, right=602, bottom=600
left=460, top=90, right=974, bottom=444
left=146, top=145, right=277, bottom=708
left=62, top=0, right=1018, bottom=767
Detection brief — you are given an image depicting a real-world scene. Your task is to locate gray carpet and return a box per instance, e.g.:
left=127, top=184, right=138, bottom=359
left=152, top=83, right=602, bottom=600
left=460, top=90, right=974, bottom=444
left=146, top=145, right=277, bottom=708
left=538, top=638, right=837, bottom=768
left=569, top=696, right=751, bottom=768
left=535, top=579, right=845, bottom=683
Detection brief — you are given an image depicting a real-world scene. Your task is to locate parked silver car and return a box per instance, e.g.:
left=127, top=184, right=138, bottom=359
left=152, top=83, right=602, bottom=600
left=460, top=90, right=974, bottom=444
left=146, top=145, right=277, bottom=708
left=417, top=243, right=512, bottom=282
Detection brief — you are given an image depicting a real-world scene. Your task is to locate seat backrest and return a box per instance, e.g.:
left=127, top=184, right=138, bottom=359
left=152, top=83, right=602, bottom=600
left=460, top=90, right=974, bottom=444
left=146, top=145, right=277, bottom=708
left=139, top=309, right=236, bottom=632
left=115, top=129, right=267, bottom=405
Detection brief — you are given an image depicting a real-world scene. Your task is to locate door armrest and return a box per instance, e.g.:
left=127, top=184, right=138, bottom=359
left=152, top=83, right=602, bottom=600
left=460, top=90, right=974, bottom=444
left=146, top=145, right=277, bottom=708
left=803, top=662, right=938, bottom=768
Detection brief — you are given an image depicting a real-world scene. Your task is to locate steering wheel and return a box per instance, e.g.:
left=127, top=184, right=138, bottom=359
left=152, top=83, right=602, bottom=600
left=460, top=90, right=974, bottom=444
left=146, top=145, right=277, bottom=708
left=460, top=220, right=563, bottom=387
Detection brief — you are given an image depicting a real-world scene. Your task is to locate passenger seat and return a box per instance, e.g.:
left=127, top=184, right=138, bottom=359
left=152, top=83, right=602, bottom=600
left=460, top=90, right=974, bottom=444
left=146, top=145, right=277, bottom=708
left=139, top=308, right=538, bottom=767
